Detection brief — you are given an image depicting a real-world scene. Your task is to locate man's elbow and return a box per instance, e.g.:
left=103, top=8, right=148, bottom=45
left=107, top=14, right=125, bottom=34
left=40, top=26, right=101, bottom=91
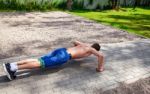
left=98, top=54, right=104, bottom=59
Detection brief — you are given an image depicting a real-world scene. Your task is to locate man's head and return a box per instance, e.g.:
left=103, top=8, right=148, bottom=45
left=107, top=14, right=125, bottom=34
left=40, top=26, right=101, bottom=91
left=91, top=43, right=101, bottom=51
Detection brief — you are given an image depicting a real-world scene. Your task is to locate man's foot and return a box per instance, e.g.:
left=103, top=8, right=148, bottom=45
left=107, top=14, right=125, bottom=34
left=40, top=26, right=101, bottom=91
left=3, top=63, right=16, bottom=80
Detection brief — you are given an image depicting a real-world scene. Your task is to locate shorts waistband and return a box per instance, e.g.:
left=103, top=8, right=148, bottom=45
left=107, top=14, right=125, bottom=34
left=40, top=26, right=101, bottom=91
left=65, top=48, right=72, bottom=60
left=68, top=53, right=72, bottom=59
left=56, top=48, right=72, bottom=60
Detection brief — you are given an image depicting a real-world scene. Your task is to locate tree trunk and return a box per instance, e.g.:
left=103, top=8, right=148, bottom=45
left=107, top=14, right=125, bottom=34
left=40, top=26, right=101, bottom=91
left=67, top=0, right=73, bottom=10
left=111, top=0, right=118, bottom=9
left=112, top=0, right=115, bottom=9
left=123, top=0, right=126, bottom=7
left=133, top=0, right=141, bottom=9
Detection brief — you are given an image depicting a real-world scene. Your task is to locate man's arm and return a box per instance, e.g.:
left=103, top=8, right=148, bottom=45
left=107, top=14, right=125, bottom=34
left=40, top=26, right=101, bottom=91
left=90, top=48, right=104, bottom=72
left=73, top=40, right=84, bottom=46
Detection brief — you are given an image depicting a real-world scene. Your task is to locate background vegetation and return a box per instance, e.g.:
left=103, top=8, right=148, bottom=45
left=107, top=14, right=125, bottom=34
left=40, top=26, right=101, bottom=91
left=0, top=0, right=149, bottom=11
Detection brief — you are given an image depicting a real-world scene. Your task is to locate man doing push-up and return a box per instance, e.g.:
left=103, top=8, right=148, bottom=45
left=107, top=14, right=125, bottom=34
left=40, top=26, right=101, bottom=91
left=3, top=41, right=104, bottom=80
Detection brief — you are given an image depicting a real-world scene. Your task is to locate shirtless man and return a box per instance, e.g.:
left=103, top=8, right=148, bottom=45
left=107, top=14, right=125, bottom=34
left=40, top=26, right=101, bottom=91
left=3, top=41, right=104, bottom=80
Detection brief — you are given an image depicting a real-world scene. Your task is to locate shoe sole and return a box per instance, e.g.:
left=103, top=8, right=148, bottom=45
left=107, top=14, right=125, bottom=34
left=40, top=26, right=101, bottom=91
left=3, top=64, right=12, bottom=80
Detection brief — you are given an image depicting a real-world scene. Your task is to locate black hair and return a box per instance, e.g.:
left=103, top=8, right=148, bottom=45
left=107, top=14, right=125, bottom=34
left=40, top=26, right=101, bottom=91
left=91, top=43, right=101, bottom=51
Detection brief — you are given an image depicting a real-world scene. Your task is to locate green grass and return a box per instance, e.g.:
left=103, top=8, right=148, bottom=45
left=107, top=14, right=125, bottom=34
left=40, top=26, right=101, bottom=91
left=70, top=8, right=150, bottom=38
left=0, top=0, right=66, bottom=11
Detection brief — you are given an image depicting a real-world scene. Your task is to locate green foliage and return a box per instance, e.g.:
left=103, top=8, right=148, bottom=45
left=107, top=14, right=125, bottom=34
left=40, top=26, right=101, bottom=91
left=0, top=0, right=55, bottom=11
left=50, top=0, right=66, bottom=9
left=0, top=0, right=149, bottom=11
left=70, top=7, right=150, bottom=38
left=72, top=0, right=85, bottom=9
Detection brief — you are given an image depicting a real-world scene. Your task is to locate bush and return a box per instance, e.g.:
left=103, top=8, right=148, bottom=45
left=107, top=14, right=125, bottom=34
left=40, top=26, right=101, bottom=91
left=0, top=0, right=149, bottom=11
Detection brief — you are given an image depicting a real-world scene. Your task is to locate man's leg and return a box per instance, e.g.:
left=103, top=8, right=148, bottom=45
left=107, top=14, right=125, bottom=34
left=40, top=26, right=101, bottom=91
left=16, top=59, right=41, bottom=70
left=3, top=59, right=41, bottom=80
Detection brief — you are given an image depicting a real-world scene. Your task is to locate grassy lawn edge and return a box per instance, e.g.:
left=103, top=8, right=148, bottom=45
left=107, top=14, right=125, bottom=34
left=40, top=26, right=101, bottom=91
left=68, top=8, right=150, bottom=38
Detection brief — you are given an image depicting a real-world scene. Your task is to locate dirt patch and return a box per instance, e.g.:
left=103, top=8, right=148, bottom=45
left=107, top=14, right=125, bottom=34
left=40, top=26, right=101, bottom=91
left=0, top=12, right=143, bottom=59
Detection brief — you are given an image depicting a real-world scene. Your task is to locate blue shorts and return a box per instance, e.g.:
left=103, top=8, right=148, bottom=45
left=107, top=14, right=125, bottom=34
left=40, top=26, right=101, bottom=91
left=38, top=48, right=71, bottom=68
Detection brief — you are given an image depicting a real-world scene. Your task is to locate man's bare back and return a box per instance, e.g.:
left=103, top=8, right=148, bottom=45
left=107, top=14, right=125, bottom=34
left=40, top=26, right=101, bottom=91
left=67, top=44, right=92, bottom=59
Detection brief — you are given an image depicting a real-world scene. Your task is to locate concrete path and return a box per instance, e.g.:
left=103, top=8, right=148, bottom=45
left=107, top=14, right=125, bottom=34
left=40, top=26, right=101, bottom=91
left=0, top=39, right=149, bottom=94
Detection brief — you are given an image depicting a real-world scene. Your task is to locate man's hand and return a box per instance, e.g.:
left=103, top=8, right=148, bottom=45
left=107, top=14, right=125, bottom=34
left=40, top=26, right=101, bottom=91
left=96, top=68, right=104, bottom=72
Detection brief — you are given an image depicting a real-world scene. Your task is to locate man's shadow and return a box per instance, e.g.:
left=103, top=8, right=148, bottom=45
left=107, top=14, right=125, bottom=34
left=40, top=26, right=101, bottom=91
left=0, top=58, right=97, bottom=83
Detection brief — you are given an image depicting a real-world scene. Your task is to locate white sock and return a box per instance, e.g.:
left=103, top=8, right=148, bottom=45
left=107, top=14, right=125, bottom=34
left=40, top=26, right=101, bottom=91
left=10, top=62, right=18, bottom=72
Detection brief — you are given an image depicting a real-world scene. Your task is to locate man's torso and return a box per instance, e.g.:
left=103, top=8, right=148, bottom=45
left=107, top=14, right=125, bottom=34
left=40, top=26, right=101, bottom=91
left=67, top=45, right=92, bottom=59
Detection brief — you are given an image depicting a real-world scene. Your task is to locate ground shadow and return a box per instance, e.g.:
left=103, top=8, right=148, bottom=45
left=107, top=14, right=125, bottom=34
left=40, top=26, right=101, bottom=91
left=0, top=38, right=72, bottom=59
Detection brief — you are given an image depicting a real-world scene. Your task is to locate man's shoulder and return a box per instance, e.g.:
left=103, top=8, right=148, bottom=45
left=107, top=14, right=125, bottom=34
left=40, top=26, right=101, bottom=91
left=87, top=46, right=95, bottom=53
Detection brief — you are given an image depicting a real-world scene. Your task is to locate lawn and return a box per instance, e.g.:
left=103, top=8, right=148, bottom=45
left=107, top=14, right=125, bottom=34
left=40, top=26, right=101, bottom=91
left=70, top=7, right=150, bottom=38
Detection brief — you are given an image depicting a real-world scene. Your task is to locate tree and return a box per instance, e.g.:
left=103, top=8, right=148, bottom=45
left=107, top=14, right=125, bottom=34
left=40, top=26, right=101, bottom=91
left=133, top=0, right=141, bottom=9
left=67, top=0, right=73, bottom=10
left=109, top=0, right=120, bottom=10
left=123, top=0, right=126, bottom=7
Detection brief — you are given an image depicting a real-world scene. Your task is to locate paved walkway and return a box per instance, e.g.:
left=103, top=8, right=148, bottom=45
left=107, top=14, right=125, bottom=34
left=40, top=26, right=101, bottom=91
left=0, top=39, right=150, bottom=94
